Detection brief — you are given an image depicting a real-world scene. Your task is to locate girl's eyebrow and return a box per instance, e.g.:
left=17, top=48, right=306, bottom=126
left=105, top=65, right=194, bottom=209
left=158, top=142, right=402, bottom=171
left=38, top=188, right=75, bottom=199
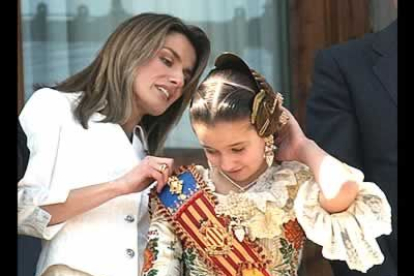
left=201, top=142, right=246, bottom=150
left=227, top=142, right=245, bottom=147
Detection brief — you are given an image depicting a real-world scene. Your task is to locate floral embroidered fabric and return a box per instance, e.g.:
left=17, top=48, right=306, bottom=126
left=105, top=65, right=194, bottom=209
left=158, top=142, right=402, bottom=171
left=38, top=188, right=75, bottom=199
left=142, top=161, right=391, bottom=276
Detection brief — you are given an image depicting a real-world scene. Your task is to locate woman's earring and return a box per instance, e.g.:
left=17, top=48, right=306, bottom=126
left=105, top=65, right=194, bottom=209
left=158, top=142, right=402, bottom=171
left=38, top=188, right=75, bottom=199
left=264, top=135, right=276, bottom=167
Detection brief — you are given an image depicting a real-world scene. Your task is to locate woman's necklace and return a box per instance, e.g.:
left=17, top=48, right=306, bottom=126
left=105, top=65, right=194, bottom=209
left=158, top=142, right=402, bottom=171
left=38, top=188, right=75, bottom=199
left=218, top=170, right=258, bottom=192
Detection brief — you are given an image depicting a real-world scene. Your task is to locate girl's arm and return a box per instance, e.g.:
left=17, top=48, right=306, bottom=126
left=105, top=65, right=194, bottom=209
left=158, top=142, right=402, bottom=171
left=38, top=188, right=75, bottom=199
left=275, top=108, right=358, bottom=213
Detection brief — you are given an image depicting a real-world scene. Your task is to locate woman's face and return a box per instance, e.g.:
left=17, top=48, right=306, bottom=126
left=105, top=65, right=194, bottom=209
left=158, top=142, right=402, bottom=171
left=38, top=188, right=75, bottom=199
left=192, top=119, right=268, bottom=185
left=133, top=32, right=197, bottom=117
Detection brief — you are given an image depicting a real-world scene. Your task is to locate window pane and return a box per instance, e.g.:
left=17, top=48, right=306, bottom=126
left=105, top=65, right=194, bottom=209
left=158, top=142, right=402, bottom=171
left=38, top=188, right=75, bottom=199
left=370, top=0, right=397, bottom=32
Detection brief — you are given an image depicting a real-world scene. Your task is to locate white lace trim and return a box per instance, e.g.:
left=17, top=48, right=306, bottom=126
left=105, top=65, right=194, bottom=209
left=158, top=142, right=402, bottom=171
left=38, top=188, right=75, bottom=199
left=199, top=162, right=392, bottom=273
left=294, top=173, right=392, bottom=273
left=202, top=163, right=302, bottom=210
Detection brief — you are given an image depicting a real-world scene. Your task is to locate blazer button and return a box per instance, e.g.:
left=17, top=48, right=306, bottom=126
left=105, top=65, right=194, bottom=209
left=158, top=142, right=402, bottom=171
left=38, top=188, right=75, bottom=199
left=124, top=215, right=135, bottom=223
left=126, top=248, right=135, bottom=258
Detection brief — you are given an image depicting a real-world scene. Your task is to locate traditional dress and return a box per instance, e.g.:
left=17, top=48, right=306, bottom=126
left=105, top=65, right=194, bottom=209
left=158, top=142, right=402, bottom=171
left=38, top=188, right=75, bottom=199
left=142, top=161, right=391, bottom=276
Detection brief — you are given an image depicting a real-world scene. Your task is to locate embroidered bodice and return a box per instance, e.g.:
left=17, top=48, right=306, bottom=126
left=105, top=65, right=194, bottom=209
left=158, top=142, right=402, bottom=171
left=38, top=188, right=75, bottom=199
left=142, top=161, right=391, bottom=276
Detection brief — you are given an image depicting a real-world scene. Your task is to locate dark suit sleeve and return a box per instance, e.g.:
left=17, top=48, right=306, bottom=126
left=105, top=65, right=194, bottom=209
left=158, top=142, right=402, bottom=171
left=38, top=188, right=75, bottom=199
left=306, top=49, right=363, bottom=170
left=18, top=120, right=30, bottom=181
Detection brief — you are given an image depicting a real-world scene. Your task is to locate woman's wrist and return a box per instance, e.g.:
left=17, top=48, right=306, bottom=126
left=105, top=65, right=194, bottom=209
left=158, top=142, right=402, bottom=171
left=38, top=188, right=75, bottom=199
left=109, top=178, right=130, bottom=197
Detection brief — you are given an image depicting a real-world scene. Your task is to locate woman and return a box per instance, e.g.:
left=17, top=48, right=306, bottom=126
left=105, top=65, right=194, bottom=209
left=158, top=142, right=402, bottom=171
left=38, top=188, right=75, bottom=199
left=18, top=13, right=210, bottom=276
left=141, top=53, right=392, bottom=276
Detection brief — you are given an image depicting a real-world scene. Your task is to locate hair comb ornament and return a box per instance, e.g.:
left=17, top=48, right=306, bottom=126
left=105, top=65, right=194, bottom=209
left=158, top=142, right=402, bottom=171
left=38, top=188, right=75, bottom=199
left=251, top=89, right=266, bottom=125
left=214, top=52, right=289, bottom=137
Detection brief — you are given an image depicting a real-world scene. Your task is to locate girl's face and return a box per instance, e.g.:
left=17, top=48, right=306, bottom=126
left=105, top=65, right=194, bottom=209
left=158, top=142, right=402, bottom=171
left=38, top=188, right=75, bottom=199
left=192, top=119, right=268, bottom=185
left=133, top=32, right=197, bottom=118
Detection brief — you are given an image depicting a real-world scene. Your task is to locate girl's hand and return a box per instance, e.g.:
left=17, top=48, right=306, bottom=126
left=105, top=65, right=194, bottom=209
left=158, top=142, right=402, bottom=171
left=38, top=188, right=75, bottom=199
left=274, top=107, right=310, bottom=163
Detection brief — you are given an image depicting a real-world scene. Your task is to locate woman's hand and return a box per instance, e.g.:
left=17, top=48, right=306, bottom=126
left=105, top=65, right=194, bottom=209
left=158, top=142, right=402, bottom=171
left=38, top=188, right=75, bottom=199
left=36, top=156, right=173, bottom=227
left=115, top=156, right=174, bottom=194
left=274, top=107, right=310, bottom=163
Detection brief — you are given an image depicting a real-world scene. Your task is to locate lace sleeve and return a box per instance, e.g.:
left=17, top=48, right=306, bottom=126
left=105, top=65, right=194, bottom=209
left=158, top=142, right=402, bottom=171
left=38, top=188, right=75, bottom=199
left=293, top=165, right=392, bottom=273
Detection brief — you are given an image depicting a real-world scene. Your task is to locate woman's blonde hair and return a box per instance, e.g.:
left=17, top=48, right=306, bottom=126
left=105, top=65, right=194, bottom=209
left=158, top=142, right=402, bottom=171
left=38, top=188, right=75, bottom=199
left=38, top=13, right=210, bottom=154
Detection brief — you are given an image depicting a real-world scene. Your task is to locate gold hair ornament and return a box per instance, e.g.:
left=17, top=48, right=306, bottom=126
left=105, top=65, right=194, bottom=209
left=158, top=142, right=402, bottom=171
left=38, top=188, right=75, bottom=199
left=250, top=89, right=266, bottom=125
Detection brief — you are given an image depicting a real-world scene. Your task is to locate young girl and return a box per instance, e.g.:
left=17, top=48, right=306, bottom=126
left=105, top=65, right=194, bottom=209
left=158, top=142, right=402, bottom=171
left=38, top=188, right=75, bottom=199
left=141, top=53, right=391, bottom=276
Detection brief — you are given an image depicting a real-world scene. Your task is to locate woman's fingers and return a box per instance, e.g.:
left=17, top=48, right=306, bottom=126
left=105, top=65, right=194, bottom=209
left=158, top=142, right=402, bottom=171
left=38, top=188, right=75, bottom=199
left=153, top=157, right=174, bottom=183
left=155, top=178, right=168, bottom=193
left=148, top=167, right=168, bottom=193
left=146, top=156, right=175, bottom=192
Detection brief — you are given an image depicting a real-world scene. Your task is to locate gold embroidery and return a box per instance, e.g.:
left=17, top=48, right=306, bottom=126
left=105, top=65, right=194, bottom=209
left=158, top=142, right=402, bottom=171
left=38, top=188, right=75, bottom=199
left=286, top=185, right=299, bottom=205
left=169, top=176, right=184, bottom=195
left=248, top=202, right=289, bottom=239
left=200, top=220, right=233, bottom=256
left=294, top=169, right=313, bottom=186
left=242, top=268, right=266, bottom=276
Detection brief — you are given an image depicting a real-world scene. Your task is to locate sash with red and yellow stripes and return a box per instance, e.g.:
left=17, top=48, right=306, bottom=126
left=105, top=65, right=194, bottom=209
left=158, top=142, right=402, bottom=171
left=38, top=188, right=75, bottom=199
left=154, top=166, right=272, bottom=276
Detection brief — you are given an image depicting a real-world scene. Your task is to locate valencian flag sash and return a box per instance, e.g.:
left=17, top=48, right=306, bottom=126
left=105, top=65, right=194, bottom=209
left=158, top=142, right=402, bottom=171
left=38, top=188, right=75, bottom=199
left=152, top=165, right=272, bottom=276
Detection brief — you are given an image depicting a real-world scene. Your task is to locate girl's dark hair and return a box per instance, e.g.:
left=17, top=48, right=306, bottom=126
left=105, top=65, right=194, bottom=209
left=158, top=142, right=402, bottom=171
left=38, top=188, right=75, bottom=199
left=190, top=69, right=256, bottom=125
left=190, top=53, right=284, bottom=138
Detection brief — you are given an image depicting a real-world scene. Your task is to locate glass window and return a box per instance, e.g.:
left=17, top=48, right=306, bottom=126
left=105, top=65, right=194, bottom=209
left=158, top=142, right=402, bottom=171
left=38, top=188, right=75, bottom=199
left=21, top=0, right=291, bottom=148
left=370, top=0, right=397, bottom=32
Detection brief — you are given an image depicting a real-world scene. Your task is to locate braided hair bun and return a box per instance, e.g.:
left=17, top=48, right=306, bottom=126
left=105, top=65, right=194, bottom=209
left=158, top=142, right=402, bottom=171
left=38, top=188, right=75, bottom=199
left=214, top=52, right=288, bottom=137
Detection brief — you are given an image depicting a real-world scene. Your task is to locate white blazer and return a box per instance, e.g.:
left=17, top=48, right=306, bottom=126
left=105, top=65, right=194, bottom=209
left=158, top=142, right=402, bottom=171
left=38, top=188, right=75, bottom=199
left=18, top=88, right=151, bottom=276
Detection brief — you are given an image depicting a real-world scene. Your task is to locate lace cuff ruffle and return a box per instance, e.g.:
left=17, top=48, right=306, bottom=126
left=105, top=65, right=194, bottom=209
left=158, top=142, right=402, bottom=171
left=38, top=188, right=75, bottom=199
left=18, top=184, right=66, bottom=239
left=294, top=168, right=392, bottom=273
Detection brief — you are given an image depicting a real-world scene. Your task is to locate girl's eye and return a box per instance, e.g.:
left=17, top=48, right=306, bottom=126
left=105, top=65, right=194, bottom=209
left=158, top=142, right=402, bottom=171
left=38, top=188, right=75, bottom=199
left=205, top=149, right=216, bottom=155
left=232, top=148, right=244, bottom=153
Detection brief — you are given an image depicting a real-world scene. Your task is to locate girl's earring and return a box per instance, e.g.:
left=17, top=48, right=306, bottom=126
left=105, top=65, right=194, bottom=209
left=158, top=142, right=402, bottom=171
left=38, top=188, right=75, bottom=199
left=264, top=135, right=276, bottom=167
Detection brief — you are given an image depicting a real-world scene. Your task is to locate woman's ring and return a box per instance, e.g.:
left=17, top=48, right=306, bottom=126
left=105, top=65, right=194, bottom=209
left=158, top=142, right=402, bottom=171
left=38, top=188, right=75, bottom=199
left=158, top=163, right=168, bottom=172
